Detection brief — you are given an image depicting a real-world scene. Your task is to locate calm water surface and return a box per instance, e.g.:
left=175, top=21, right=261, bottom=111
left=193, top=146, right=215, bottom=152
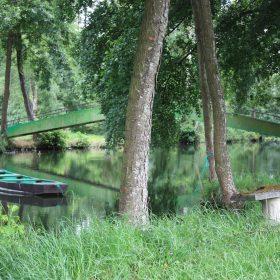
left=0, top=143, right=280, bottom=229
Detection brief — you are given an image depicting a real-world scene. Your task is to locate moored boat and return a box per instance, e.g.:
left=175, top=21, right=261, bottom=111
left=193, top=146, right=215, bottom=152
left=0, top=169, right=67, bottom=195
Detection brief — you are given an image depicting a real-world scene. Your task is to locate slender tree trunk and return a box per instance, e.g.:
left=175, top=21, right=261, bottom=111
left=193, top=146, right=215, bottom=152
left=1, top=202, right=9, bottom=215
left=29, top=78, right=38, bottom=143
left=84, top=6, right=87, bottom=27
left=192, top=0, right=237, bottom=204
left=201, top=65, right=217, bottom=181
left=30, top=78, right=38, bottom=116
left=1, top=32, right=14, bottom=136
left=16, top=33, right=35, bottom=121
left=119, top=0, right=170, bottom=225
left=195, top=25, right=216, bottom=181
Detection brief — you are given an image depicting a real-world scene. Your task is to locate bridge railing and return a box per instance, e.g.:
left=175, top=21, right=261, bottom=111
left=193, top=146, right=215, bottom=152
left=230, top=108, right=280, bottom=123
left=2, top=104, right=280, bottom=127
left=0, top=102, right=100, bottom=127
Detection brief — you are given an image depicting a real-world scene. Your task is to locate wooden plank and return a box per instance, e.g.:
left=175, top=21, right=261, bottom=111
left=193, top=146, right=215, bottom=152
left=234, top=186, right=280, bottom=201
left=255, top=191, right=280, bottom=201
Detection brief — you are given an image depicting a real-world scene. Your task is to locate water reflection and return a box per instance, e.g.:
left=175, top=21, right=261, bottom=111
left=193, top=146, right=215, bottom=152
left=0, top=143, right=280, bottom=229
left=0, top=192, right=67, bottom=207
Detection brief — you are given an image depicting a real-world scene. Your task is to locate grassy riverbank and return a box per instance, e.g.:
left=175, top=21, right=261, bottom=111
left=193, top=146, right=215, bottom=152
left=1, top=206, right=280, bottom=280
left=11, top=130, right=106, bottom=151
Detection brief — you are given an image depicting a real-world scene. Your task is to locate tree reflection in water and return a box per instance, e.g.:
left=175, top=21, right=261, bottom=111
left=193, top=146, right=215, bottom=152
left=0, top=143, right=279, bottom=229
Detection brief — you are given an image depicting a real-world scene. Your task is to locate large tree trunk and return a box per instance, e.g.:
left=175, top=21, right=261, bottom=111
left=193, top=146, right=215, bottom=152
left=196, top=34, right=216, bottom=181
left=192, top=0, right=237, bottom=204
left=16, top=34, right=35, bottom=121
left=1, top=32, right=14, bottom=136
left=119, top=0, right=170, bottom=225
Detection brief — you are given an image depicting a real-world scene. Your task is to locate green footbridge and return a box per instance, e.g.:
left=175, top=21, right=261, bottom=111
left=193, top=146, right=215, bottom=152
left=5, top=105, right=280, bottom=138
left=227, top=114, right=280, bottom=138
left=7, top=106, right=105, bottom=138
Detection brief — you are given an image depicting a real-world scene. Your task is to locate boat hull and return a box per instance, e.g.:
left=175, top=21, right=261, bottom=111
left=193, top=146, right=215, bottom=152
left=0, top=170, right=67, bottom=195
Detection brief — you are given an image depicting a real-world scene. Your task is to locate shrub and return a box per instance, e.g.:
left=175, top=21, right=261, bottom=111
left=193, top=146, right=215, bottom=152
left=72, top=132, right=91, bottom=149
left=0, top=136, right=16, bottom=153
left=37, top=131, right=66, bottom=150
left=0, top=136, right=8, bottom=153
left=0, top=204, right=25, bottom=239
left=179, top=130, right=200, bottom=145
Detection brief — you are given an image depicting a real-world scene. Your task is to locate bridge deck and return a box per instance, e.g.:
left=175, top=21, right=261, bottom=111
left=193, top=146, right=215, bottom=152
left=227, top=114, right=280, bottom=138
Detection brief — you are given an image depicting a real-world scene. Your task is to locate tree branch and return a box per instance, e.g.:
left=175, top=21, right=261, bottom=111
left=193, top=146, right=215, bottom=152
left=166, top=15, right=187, bottom=37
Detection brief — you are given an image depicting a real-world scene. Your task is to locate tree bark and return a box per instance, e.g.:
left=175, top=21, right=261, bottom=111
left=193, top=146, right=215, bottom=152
left=201, top=64, right=217, bottom=181
left=119, top=0, right=170, bottom=225
left=1, top=32, right=14, bottom=136
left=195, top=25, right=216, bottom=181
left=16, top=33, right=35, bottom=121
left=1, top=202, right=9, bottom=215
left=191, top=0, right=237, bottom=204
left=30, top=78, right=38, bottom=116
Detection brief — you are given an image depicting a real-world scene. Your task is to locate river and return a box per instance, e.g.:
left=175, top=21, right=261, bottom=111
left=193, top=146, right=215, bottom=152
left=0, top=142, right=280, bottom=230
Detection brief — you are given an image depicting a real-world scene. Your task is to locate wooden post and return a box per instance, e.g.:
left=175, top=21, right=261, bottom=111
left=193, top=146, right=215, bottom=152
left=262, top=198, right=280, bottom=222
left=233, top=187, right=280, bottom=222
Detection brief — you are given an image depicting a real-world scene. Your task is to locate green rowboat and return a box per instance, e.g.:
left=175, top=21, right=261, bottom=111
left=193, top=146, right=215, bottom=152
left=0, top=169, right=67, bottom=195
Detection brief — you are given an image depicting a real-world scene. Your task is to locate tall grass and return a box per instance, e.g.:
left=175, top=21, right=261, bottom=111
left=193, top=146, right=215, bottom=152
left=1, top=206, right=280, bottom=280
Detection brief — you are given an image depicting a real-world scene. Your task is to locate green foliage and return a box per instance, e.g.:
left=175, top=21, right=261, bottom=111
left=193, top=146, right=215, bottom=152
left=179, top=130, right=200, bottom=145
left=69, top=131, right=91, bottom=149
left=0, top=136, right=17, bottom=153
left=1, top=0, right=279, bottom=149
left=217, top=0, right=280, bottom=106
left=226, top=128, right=260, bottom=143
left=0, top=217, right=24, bottom=239
left=79, top=0, right=200, bottom=148
left=0, top=205, right=24, bottom=240
left=79, top=0, right=142, bottom=148
left=77, top=0, right=279, bottom=149
left=37, top=131, right=67, bottom=150
left=0, top=0, right=84, bottom=124
left=71, top=122, right=105, bottom=135
left=0, top=136, right=8, bottom=153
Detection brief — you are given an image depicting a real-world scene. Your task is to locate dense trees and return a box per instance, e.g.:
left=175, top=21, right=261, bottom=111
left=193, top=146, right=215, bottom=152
left=78, top=0, right=280, bottom=150
left=217, top=0, right=280, bottom=107
left=0, top=0, right=279, bottom=212
left=16, top=33, right=35, bottom=122
left=3, top=0, right=278, bottom=143
left=0, top=0, right=81, bottom=136
left=79, top=0, right=199, bottom=148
